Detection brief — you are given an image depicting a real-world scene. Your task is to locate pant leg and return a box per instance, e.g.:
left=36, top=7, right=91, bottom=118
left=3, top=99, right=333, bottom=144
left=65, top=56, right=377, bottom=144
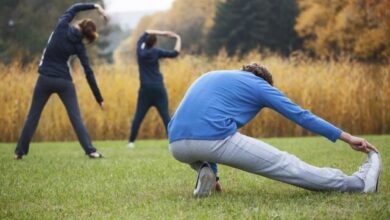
left=15, top=76, right=52, bottom=155
left=170, top=132, right=363, bottom=192
left=128, top=88, right=152, bottom=142
left=153, top=86, right=171, bottom=130
left=56, top=80, right=96, bottom=154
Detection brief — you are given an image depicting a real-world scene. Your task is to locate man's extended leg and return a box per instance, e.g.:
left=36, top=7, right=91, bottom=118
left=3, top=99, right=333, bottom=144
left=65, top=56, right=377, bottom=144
left=217, top=133, right=365, bottom=192
left=170, top=133, right=366, bottom=193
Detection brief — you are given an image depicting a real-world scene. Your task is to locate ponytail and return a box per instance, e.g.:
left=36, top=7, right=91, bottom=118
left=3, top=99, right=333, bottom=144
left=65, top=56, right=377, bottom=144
left=78, top=19, right=98, bottom=43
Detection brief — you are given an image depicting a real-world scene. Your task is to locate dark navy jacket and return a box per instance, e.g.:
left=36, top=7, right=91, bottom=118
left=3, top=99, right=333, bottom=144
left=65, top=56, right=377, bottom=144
left=137, top=32, right=179, bottom=86
left=38, top=3, right=103, bottom=103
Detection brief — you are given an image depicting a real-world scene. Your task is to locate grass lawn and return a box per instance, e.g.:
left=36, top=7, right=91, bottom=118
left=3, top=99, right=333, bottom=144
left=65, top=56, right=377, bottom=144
left=0, top=135, right=389, bottom=219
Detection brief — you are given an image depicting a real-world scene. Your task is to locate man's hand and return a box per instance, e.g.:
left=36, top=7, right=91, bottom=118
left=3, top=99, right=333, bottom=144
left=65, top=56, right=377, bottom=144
left=340, top=132, right=378, bottom=153
left=348, top=136, right=378, bottom=153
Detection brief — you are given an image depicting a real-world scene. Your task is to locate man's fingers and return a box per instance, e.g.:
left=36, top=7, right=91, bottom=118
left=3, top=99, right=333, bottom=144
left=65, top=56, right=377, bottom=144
left=351, top=144, right=369, bottom=154
left=361, top=139, right=368, bottom=148
left=366, top=142, right=379, bottom=153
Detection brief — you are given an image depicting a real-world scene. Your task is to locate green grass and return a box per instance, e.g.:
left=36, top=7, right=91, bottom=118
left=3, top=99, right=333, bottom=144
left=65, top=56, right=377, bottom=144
left=1, top=135, right=389, bottom=219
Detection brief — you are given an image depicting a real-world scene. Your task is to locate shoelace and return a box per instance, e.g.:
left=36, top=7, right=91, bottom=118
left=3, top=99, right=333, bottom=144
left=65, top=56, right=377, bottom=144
left=355, top=160, right=371, bottom=179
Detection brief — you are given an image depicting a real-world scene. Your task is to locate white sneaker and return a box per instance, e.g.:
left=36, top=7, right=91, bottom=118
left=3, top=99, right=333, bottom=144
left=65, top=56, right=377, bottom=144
left=88, top=152, right=103, bottom=159
left=193, top=163, right=216, bottom=198
left=127, top=142, right=135, bottom=149
left=354, top=151, right=382, bottom=193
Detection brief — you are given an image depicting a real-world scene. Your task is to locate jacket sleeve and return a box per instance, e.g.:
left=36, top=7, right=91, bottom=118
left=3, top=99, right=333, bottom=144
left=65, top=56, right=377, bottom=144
left=157, top=48, right=179, bottom=58
left=76, top=44, right=104, bottom=104
left=259, top=83, right=342, bottom=142
left=136, top=32, right=149, bottom=56
left=58, top=3, right=96, bottom=26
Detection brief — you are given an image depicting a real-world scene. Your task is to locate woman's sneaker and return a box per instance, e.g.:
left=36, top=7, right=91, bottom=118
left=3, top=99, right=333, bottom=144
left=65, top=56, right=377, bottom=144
left=88, top=152, right=103, bottom=159
left=127, top=142, right=135, bottom=149
left=193, top=163, right=216, bottom=197
left=14, top=154, right=23, bottom=160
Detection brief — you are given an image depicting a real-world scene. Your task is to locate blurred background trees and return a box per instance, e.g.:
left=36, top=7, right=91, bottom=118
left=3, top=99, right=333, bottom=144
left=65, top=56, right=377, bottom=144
left=207, top=0, right=301, bottom=56
left=0, top=0, right=126, bottom=64
left=115, top=0, right=220, bottom=63
left=1, top=0, right=389, bottom=63
left=1, top=0, right=389, bottom=141
left=295, top=0, right=390, bottom=61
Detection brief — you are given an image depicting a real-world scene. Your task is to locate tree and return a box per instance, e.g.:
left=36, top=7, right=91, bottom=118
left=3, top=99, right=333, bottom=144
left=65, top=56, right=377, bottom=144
left=207, top=0, right=301, bottom=56
left=295, top=0, right=390, bottom=61
left=115, top=0, right=221, bottom=62
left=0, top=0, right=106, bottom=63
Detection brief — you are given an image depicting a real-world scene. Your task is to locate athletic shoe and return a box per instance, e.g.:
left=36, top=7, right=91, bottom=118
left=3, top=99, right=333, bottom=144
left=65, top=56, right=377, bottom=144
left=353, top=151, right=381, bottom=193
left=127, top=142, right=135, bottom=149
left=88, top=152, right=103, bottom=159
left=215, top=176, right=223, bottom=192
left=14, top=154, right=23, bottom=160
left=193, top=163, right=216, bottom=197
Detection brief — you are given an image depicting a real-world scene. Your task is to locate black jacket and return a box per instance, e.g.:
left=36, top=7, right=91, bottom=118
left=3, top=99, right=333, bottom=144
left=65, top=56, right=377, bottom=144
left=137, top=32, right=179, bottom=85
left=38, top=3, right=103, bottom=103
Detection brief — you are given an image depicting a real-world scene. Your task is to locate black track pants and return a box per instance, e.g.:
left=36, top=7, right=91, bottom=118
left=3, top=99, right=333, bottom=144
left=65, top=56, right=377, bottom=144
left=15, top=75, right=96, bottom=155
left=129, top=84, right=170, bottom=142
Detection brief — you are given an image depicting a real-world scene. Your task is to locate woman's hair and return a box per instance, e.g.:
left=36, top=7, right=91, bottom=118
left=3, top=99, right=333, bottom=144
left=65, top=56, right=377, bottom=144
left=241, top=63, right=273, bottom=86
left=77, top=19, right=98, bottom=43
left=145, top=34, right=157, bottom=48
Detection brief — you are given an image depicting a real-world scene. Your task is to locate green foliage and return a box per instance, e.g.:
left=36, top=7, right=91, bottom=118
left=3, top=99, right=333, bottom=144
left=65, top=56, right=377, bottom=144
left=0, top=136, right=389, bottom=219
left=207, top=0, right=301, bottom=56
left=0, top=0, right=104, bottom=63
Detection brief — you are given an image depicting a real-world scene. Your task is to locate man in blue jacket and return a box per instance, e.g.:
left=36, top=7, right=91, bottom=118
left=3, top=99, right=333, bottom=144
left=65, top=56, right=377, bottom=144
left=168, top=63, right=381, bottom=197
left=127, top=30, right=181, bottom=148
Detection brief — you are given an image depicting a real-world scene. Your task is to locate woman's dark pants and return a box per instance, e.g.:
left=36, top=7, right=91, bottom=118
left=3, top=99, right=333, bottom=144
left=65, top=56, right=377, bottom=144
left=15, top=75, right=96, bottom=155
left=129, top=84, right=170, bottom=142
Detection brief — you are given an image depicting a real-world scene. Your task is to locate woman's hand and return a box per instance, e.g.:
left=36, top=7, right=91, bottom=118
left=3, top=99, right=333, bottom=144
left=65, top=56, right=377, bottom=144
left=99, top=101, right=105, bottom=110
left=339, top=132, right=378, bottom=153
left=145, top=30, right=179, bottom=38
left=95, top=4, right=108, bottom=22
left=165, top=31, right=178, bottom=38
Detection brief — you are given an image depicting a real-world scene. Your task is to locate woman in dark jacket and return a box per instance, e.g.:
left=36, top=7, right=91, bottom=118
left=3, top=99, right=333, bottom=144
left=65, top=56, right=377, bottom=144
left=127, top=30, right=181, bottom=148
left=14, top=3, right=108, bottom=159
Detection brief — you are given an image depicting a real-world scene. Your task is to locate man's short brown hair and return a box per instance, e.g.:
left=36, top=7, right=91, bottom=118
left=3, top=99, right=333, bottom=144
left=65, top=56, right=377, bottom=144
left=241, top=63, right=273, bottom=86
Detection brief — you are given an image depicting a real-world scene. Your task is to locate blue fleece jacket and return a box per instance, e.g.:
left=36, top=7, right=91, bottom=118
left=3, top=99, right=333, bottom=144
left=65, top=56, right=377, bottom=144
left=136, top=32, right=179, bottom=85
left=168, top=70, right=342, bottom=143
left=38, top=3, right=103, bottom=103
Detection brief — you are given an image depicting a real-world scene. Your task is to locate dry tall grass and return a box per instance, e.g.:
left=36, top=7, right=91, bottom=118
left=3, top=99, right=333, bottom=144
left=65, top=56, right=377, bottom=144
left=0, top=53, right=389, bottom=142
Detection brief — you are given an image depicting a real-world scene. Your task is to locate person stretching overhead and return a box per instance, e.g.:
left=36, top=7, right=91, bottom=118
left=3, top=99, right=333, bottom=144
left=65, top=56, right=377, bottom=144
left=127, top=30, right=181, bottom=148
left=14, top=3, right=108, bottom=159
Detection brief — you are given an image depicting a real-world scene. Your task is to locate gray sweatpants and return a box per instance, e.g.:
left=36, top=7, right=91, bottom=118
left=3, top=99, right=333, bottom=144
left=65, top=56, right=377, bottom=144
left=15, top=75, right=96, bottom=155
left=169, top=132, right=363, bottom=192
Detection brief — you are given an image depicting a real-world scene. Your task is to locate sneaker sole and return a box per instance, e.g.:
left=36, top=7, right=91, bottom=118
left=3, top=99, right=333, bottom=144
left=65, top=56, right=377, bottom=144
left=193, top=166, right=215, bottom=198
left=88, top=154, right=103, bottom=159
left=375, top=154, right=382, bottom=192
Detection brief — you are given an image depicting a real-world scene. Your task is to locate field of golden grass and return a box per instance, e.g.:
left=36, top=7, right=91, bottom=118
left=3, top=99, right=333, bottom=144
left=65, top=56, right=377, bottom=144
left=0, top=53, right=389, bottom=142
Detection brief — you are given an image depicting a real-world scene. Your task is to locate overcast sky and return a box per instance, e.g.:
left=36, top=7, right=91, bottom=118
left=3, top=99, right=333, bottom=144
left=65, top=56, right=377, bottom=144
left=103, top=0, right=175, bottom=13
